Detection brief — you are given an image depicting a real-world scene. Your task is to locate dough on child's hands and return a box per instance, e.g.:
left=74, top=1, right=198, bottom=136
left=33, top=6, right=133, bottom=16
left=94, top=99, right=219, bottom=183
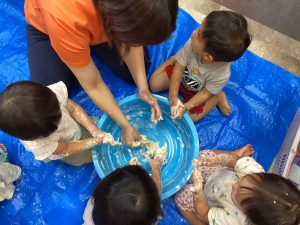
left=128, top=135, right=167, bottom=165
left=128, top=157, right=141, bottom=165
left=171, top=99, right=184, bottom=119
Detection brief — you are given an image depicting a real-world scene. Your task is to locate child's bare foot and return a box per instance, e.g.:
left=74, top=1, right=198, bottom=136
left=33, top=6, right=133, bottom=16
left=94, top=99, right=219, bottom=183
left=0, top=144, right=7, bottom=152
left=217, top=92, right=231, bottom=116
left=233, top=144, right=254, bottom=158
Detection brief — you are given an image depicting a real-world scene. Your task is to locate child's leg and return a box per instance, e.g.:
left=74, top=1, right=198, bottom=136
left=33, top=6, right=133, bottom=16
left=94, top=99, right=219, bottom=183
left=208, top=144, right=254, bottom=157
left=178, top=208, right=206, bottom=225
left=190, top=92, right=231, bottom=122
left=149, top=56, right=176, bottom=92
left=60, top=149, right=92, bottom=166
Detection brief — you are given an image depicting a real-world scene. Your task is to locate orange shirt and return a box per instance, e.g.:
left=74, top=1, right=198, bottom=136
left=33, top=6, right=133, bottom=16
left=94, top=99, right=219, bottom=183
left=24, top=0, right=108, bottom=67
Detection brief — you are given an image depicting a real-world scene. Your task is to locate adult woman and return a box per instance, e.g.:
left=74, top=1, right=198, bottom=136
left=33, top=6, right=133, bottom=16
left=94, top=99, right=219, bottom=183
left=25, top=0, right=178, bottom=145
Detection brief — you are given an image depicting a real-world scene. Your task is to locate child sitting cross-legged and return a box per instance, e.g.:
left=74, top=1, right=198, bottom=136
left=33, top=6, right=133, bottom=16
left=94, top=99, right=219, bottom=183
left=0, top=81, right=119, bottom=166
left=149, top=11, right=251, bottom=122
left=175, top=145, right=300, bottom=225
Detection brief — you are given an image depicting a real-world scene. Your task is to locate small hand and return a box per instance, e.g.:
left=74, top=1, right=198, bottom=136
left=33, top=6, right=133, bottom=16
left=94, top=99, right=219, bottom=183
left=91, top=129, right=121, bottom=146
left=138, top=88, right=163, bottom=124
left=170, top=98, right=185, bottom=119
left=145, top=154, right=163, bottom=171
left=121, top=124, right=141, bottom=146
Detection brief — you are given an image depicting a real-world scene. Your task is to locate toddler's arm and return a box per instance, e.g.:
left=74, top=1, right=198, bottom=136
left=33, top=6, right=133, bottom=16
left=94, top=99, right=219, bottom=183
left=191, top=171, right=209, bottom=223
left=146, top=156, right=163, bottom=194
left=66, top=99, right=120, bottom=145
left=169, top=61, right=185, bottom=105
left=184, top=87, right=212, bottom=112
left=53, top=137, right=104, bottom=156
left=66, top=99, right=101, bottom=135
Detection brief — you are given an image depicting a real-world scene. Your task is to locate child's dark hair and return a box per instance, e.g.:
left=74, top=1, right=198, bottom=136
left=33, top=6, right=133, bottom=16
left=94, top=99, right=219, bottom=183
left=92, top=165, right=162, bottom=225
left=239, top=173, right=300, bottom=225
left=202, top=10, right=251, bottom=62
left=0, top=81, right=61, bottom=140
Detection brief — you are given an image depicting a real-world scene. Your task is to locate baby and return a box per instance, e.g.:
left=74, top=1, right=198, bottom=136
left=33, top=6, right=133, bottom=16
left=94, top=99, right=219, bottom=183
left=175, top=145, right=300, bottom=225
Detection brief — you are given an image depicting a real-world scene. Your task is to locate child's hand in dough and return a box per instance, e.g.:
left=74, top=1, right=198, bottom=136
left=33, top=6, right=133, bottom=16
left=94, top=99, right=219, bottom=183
left=170, top=98, right=185, bottom=119
left=91, top=130, right=121, bottom=146
left=145, top=155, right=163, bottom=171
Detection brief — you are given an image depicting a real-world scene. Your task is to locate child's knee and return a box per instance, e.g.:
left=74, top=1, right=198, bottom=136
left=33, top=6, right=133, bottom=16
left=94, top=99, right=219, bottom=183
left=149, top=75, right=161, bottom=92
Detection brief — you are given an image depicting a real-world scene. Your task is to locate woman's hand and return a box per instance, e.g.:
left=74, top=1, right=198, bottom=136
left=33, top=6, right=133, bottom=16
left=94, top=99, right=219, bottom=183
left=138, top=88, right=163, bottom=124
left=121, top=124, right=141, bottom=146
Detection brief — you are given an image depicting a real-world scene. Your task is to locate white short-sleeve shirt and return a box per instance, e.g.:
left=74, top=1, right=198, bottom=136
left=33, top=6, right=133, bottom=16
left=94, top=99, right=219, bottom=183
left=20, top=82, right=82, bottom=160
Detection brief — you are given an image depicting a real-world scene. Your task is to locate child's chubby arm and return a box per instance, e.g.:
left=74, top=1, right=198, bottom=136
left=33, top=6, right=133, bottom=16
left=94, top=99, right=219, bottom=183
left=146, top=155, right=163, bottom=194
left=184, top=87, right=212, bottom=113
left=66, top=99, right=120, bottom=145
left=53, top=137, right=104, bottom=156
left=169, top=62, right=185, bottom=119
left=169, top=61, right=185, bottom=104
left=191, top=170, right=209, bottom=223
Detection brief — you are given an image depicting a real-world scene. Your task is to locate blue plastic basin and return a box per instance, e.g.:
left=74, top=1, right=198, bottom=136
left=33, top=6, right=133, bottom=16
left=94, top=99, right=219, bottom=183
left=92, top=94, right=199, bottom=199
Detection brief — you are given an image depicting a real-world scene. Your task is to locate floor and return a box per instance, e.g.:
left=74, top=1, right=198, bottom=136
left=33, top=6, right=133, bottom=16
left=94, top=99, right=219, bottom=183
left=179, top=0, right=300, bottom=76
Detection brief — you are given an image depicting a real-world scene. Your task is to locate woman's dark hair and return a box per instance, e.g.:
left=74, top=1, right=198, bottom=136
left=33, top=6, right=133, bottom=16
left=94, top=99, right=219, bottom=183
left=93, top=0, right=178, bottom=52
left=239, top=173, right=300, bottom=225
left=92, top=165, right=162, bottom=225
left=0, top=81, right=61, bottom=140
left=201, top=10, right=251, bottom=62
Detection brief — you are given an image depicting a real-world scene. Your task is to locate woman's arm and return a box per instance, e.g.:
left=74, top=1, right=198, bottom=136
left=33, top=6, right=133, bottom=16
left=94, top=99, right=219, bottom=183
left=123, top=46, right=162, bottom=123
left=69, top=61, right=139, bottom=145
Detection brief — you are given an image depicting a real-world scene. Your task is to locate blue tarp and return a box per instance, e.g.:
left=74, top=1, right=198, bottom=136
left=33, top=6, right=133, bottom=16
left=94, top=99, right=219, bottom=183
left=0, top=1, right=300, bottom=224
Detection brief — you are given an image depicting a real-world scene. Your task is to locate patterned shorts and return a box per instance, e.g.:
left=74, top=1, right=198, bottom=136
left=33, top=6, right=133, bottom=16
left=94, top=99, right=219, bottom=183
left=175, top=150, right=222, bottom=212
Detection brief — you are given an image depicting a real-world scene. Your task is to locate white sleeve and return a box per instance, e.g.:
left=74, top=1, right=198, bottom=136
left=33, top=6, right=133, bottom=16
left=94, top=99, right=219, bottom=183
left=234, top=157, right=265, bottom=176
left=82, top=198, right=95, bottom=225
left=20, top=139, right=59, bottom=161
left=208, top=207, right=239, bottom=225
left=175, top=39, right=192, bottom=67
left=47, top=81, right=69, bottom=106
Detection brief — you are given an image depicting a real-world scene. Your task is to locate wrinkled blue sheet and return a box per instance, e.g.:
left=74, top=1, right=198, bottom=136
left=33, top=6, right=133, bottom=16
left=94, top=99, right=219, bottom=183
left=0, top=1, right=300, bottom=224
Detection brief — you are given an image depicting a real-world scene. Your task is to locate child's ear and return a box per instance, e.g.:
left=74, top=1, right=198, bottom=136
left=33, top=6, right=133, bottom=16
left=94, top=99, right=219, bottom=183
left=203, top=53, right=214, bottom=63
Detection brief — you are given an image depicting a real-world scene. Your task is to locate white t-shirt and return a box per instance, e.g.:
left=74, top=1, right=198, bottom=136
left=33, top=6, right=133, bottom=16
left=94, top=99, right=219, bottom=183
left=82, top=198, right=95, bottom=225
left=175, top=39, right=230, bottom=95
left=204, top=157, right=265, bottom=225
left=20, top=82, right=82, bottom=160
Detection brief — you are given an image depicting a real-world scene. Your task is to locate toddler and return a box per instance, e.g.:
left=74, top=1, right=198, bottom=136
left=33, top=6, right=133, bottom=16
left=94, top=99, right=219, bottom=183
left=0, top=81, right=119, bottom=166
left=149, top=11, right=251, bottom=122
left=83, top=157, right=163, bottom=225
left=175, top=144, right=300, bottom=225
